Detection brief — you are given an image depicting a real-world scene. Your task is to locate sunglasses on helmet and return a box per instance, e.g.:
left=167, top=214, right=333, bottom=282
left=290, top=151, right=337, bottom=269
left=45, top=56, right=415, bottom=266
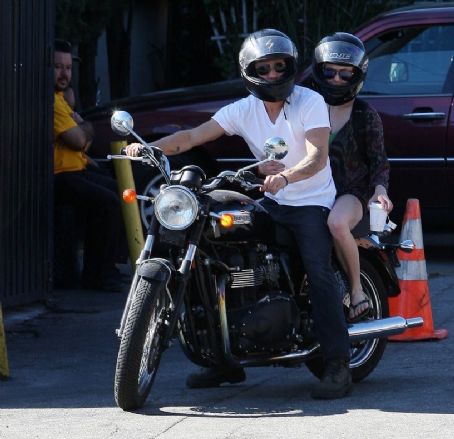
left=322, top=66, right=355, bottom=81
left=255, top=61, right=287, bottom=76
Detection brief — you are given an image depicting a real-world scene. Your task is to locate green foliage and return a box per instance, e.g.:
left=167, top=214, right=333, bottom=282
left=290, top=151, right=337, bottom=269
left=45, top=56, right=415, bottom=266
left=55, top=0, right=113, bottom=44
left=202, top=0, right=414, bottom=77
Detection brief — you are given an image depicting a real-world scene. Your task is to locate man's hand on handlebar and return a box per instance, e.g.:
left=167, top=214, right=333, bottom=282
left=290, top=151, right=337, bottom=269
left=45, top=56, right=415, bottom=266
left=261, top=174, right=288, bottom=195
left=124, top=143, right=143, bottom=157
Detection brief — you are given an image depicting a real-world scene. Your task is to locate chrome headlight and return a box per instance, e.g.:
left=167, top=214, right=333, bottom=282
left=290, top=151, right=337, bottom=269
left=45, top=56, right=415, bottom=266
left=154, top=185, right=198, bottom=230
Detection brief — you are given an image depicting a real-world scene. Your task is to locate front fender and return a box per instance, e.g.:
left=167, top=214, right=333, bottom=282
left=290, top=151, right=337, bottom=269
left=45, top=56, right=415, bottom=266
left=137, top=258, right=175, bottom=284
left=116, top=258, right=175, bottom=340
left=359, top=248, right=400, bottom=297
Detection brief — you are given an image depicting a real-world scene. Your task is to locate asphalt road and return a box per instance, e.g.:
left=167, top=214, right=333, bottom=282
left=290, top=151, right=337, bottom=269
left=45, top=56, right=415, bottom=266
left=1, top=242, right=453, bottom=439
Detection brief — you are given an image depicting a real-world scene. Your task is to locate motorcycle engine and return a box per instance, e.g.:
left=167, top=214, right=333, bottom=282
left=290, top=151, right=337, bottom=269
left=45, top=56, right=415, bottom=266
left=221, top=246, right=301, bottom=354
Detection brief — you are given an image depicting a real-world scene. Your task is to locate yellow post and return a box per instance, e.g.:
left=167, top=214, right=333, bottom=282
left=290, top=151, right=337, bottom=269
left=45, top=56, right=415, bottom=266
left=0, top=303, right=9, bottom=379
left=111, top=140, right=145, bottom=271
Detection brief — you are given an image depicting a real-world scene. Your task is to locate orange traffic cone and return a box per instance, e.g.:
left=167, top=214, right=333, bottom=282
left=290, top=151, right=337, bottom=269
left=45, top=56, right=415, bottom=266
left=388, top=199, right=448, bottom=341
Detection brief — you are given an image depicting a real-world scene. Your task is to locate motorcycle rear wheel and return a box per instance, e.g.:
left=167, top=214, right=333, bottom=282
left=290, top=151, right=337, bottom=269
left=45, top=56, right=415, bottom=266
left=306, top=258, right=388, bottom=382
left=114, top=277, right=170, bottom=410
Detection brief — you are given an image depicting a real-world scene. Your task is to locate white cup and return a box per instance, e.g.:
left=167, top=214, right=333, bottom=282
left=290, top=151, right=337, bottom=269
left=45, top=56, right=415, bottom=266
left=369, top=201, right=388, bottom=232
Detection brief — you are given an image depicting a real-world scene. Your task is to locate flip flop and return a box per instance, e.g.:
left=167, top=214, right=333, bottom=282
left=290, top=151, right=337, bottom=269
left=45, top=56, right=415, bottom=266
left=348, top=298, right=373, bottom=323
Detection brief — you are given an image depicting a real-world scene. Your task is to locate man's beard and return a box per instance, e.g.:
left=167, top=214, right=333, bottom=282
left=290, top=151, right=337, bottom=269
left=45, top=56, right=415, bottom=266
left=55, top=80, right=69, bottom=92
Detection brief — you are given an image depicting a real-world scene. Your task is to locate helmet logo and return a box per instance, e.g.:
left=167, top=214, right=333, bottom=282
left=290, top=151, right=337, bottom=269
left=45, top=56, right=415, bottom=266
left=329, top=52, right=351, bottom=60
left=265, top=39, right=274, bottom=50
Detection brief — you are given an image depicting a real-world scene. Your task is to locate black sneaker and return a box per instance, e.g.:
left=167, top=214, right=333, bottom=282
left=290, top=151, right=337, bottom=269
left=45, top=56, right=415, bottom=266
left=186, top=367, right=246, bottom=388
left=310, top=357, right=352, bottom=400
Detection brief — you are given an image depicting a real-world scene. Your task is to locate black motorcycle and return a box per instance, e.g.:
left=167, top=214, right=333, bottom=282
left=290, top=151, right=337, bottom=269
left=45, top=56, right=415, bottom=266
left=109, top=111, right=423, bottom=411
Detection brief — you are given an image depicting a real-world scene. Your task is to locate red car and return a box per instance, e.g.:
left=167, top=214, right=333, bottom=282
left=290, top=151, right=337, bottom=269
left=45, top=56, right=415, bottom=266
left=86, top=3, right=454, bottom=227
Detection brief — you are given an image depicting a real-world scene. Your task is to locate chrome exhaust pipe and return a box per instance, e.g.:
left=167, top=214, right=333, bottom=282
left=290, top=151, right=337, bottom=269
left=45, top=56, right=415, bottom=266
left=349, top=316, right=423, bottom=341
left=231, top=317, right=424, bottom=367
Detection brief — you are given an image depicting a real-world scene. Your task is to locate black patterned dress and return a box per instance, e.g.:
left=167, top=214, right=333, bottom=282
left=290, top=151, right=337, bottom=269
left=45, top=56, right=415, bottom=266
left=328, top=98, right=390, bottom=213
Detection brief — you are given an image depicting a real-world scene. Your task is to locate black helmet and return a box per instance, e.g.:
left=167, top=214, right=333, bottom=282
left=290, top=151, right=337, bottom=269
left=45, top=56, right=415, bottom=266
left=239, top=29, right=298, bottom=102
left=312, top=32, right=368, bottom=106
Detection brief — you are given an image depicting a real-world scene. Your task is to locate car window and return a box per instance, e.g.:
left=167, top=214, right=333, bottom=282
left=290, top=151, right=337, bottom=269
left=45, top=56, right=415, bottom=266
left=361, top=24, right=454, bottom=95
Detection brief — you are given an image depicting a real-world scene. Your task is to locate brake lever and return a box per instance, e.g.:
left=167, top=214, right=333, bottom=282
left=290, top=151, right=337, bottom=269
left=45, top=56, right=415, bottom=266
left=234, top=170, right=264, bottom=191
left=107, top=154, right=150, bottom=163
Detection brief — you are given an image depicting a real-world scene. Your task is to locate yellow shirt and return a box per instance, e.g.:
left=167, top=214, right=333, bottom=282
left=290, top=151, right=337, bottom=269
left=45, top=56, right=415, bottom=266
left=53, top=91, right=88, bottom=174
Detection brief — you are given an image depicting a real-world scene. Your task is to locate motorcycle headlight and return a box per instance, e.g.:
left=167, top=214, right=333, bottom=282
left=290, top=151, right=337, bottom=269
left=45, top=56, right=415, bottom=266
left=154, top=185, right=198, bottom=230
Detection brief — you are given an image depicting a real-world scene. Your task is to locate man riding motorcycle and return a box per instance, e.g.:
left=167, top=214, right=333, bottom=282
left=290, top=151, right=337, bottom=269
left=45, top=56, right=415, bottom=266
left=126, top=29, right=351, bottom=400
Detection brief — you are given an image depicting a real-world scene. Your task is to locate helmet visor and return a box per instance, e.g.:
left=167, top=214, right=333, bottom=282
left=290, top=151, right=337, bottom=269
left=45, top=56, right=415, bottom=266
left=315, top=41, right=365, bottom=68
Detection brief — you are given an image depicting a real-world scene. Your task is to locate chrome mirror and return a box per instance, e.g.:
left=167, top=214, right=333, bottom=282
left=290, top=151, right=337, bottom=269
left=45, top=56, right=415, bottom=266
left=264, top=137, right=288, bottom=160
left=111, top=111, right=134, bottom=136
left=235, top=137, right=288, bottom=175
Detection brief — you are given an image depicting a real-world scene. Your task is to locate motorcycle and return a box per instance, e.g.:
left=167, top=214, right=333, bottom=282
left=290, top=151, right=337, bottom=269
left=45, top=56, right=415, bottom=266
left=109, top=110, right=423, bottom=411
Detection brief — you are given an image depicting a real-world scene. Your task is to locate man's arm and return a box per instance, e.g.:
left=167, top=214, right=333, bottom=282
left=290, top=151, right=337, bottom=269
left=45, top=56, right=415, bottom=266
left=261, top=127, right=330, bottom=195
left=59, top=119, right=94, bottom=151
left=126, top=119, right=225, bottom=157
left=281, top=127, right=330, bottom=183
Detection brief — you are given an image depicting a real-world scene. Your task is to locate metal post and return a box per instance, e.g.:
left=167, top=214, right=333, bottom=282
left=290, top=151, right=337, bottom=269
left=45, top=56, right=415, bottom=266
left=0, top=303, right=9, bottom=379
left=111, top=141, right=145, bottom=271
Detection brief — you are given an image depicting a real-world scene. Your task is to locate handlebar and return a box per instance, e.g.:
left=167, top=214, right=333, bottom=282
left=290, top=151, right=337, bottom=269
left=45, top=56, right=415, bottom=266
left=201, top=170, right=264, bottom=192
left=119, top=144, right=163, bottom=158
left=108, top=144, right=171, bottom=184
left=110, top=147, right=263, bottom=192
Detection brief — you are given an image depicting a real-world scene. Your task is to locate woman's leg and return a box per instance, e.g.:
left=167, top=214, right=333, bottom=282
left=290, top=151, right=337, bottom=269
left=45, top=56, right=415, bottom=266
left=327, top=194, right=368, bottom=319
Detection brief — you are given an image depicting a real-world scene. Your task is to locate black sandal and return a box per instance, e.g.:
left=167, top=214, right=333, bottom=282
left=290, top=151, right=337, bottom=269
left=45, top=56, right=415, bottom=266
left=348, top=298, right=372, bottom=323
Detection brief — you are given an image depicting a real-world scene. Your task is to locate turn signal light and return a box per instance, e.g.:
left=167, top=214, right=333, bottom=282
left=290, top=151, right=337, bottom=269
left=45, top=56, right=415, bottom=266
left=122, top=188, right=137, bottom=203
left=220, top=213, right=234, bottom=228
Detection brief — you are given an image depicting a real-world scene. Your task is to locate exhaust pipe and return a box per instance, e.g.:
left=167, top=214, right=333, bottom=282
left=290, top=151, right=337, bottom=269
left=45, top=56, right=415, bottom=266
left=224, top=316, right=424, bottom=367
left=348, top=316, right=423, bottom=341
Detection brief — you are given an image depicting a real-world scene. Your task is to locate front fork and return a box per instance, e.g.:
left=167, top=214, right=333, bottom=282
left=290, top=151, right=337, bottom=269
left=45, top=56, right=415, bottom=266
left=115, top=215, right=159, bottom=338
left=116, top=212, right=207, bottom=343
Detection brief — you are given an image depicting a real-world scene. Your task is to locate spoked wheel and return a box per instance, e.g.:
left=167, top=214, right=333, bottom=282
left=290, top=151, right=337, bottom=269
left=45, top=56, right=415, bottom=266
left=306, top=258, right=388, bottom=382
left=114, top=277, right=171, bottom=411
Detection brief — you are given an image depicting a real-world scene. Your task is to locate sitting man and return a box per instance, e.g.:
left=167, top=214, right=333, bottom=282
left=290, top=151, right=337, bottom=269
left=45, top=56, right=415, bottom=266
left=53, top=39, right=124, bottom=291
left=126, top=29, right=352, bottom=399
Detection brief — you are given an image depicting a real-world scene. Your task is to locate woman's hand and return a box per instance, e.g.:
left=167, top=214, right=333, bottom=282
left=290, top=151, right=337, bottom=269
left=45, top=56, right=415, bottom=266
left=124, top=143, right=142, bottom=157
left=258, top=160, right=285, bottom=176
left=368, top=185, right=393, bottom=213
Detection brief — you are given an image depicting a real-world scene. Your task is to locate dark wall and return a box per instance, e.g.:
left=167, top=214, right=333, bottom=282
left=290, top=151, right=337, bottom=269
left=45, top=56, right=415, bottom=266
left=0, top=0, right=54, bottom=306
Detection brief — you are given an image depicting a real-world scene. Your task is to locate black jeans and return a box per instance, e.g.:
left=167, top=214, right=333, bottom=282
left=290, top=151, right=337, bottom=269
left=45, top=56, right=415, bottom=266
left=260, top=197, right=350, bottom=361
left=54, top=168, right=122, bottom=283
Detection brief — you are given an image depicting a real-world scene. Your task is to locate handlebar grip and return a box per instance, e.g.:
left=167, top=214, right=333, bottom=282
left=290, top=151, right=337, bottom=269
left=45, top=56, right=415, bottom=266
left=241, top=170, right=264, bottom=185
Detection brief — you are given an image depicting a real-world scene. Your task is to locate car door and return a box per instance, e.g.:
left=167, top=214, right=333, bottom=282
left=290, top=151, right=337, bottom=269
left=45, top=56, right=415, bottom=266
left=446, top=70, right=454, bottom=198
left=360, top=24, right=454, bottom=210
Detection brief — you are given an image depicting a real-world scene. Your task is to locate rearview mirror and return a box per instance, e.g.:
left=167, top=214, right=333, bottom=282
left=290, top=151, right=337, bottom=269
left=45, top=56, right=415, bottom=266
left=111, top=111, right=134, bottom=136
left=264, top=137, right=288, bottom=160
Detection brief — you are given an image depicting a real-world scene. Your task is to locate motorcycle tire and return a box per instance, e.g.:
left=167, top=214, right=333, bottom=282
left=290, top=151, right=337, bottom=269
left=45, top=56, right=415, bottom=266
left=114, top=277, right=170, bottom=411
left=306, top=258, right=388, bottom=383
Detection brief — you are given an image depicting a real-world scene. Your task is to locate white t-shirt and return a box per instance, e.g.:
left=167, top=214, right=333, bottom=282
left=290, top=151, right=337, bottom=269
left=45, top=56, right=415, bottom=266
left=212, top=85, right=336, bottom=208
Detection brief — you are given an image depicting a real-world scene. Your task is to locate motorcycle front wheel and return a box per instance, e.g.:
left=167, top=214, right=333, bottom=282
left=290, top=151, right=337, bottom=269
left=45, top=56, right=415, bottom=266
left=306, top=258, right=388, bottom=383
left=114, top=277, right=170, bottom=411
